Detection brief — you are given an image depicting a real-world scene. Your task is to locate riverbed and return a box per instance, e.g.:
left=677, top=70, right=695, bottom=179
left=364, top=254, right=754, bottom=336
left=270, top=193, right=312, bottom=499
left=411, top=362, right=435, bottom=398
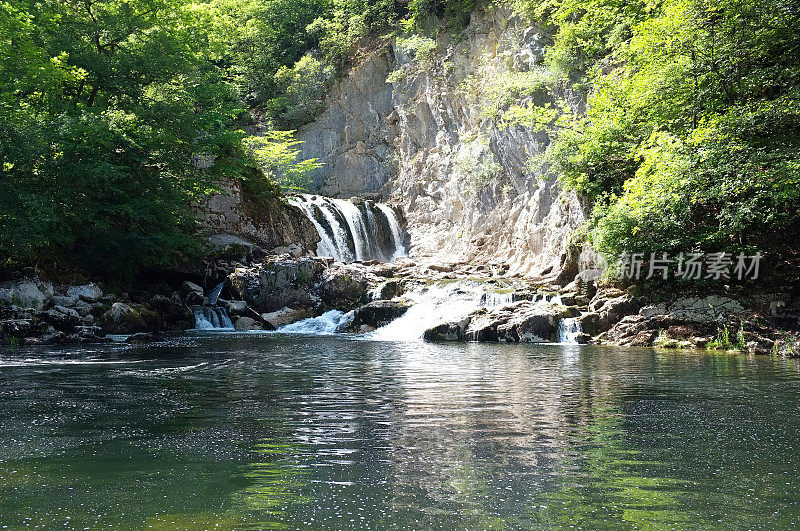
left=1, top=333, right=799, bottom=528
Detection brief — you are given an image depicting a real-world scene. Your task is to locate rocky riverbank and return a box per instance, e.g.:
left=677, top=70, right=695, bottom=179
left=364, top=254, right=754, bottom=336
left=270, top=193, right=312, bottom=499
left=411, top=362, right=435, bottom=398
left=2, top=246, right=798, bottom=356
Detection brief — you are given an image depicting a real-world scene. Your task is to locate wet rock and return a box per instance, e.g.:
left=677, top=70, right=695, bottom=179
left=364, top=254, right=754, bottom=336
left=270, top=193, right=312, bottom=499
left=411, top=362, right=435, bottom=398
left=349, top=300, right=410, bottom=330
left=74, top=325, right=107, bottom=342
left=234, top=316, right=263, bottom=331
left=423, top=321, right=468, bottom=341
left=125, top=332, right=159, bottom=343
left=0, top=318, right=41, bottom=338
left=373, top=280, right=405, bottom=300
left=465, top=311, right=499, bottom=342
left=225, top=300, right=250, bottom=316
left=26, top=330, right=67, bottom=345
left=261, top=307, right=311, bottom=329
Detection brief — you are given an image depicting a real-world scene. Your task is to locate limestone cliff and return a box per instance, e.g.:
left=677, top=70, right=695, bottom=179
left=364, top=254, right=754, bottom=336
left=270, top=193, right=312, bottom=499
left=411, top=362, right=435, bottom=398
left=196, top=177, right=319, bottom=253
left=297, top=6, right=587, bottom=277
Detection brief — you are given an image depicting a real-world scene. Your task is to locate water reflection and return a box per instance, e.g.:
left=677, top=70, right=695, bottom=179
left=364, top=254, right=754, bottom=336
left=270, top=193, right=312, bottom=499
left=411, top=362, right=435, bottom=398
left=1, top=337, right=800, bottom=528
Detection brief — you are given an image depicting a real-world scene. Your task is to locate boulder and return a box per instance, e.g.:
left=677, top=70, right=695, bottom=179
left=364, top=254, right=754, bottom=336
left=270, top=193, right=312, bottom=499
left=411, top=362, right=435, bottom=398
left=51, top=294, right=80, bottom=307
left=234, top=316, right=263, bottom=331
left=39, top=306, right=81, bottom=332
left=229, top=257, right=327, bottom=312
left=424, top=321, right=467, bottom=341
left=349, top=300, right=410, bottom=330
left=125, top=332, right=159, bottom=343
left=0, top=319, right=41, bottom=339
left=66, top=283, right=103, bottom=303
left=373, top=280, right=405, bottom=300
left=100, top=303, right=148, bottom=334
left=0, top=279, right=53, bottom=310
left=180, top=281, right=205, bottom=305
left=260, top=307, right=311, bottom=329
left=318, top=264, right=370, bottom=309
left=465, top=316, right=499, bottom=341
left=225, top=300, right=250, bottom=316
left=74, top=325, right=107, bottom=342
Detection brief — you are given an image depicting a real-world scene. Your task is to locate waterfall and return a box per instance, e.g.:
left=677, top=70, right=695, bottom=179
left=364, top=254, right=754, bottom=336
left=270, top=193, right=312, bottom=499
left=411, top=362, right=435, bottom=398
left=557, top=318, right=582, bottom=344
left=482, top=291, right=515, bottom=308
left=376, top=203, right=407, bottom=260
left=192, top=305, right=234, bottom=330
left=290, top=194, right=407, bottom=263
left=368, top=282, right=489, bottom=342
left=207, top=281, right=225, bottom=306
left=278, top=310, right=354, bottom=334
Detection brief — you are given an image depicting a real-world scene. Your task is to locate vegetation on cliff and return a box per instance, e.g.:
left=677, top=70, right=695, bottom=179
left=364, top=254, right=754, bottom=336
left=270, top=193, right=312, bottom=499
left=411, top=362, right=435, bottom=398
left=515, top=0, right=800, bottom=277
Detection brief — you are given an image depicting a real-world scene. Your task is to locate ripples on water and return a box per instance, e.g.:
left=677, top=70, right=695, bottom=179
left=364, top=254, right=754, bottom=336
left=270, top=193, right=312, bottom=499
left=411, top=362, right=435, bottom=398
left=1, top=334, right=800, bottom=528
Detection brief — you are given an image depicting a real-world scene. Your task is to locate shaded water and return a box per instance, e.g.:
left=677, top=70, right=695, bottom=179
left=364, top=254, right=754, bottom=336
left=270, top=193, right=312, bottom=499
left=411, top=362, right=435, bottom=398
left=1, top=335, right=800, bottom=528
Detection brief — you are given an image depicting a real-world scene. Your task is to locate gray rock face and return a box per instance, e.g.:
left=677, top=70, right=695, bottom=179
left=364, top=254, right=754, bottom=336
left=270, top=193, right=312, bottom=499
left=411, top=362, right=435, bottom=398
left=318, top=264, right=371, bottom=310
left=639, top=296, right=747, bottom=323
left=195, top=177, right=320, bottom=254
left=295, top=6, right=586, bottom=278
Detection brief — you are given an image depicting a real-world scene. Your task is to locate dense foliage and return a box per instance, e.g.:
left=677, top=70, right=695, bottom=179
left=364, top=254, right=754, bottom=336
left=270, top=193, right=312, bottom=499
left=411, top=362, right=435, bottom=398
left=3, top=0, right=797, bottom=281
left=521, top=0, right=800, bottom=275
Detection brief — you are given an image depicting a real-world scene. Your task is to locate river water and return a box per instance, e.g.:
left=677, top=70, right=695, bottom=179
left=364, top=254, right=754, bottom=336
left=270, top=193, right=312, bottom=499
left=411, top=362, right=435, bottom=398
left=1, top=333, right=799, bottom=528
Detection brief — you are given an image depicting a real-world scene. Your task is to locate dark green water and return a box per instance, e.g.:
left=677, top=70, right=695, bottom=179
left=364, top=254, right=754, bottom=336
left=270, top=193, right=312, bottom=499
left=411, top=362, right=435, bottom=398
left=1, top=334, right=799, bottom=529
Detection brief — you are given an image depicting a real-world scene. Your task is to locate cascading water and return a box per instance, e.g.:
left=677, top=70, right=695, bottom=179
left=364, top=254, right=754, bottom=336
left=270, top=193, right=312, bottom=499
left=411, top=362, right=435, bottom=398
left=193, top=306, right=234, bottom=330
left=278, top=310, right=354, bottom=335
left=557, top=318, right=582, bottom=344
left=290, top=194, right=407, bottom=263
left=368, top=282, right=494, bottom=342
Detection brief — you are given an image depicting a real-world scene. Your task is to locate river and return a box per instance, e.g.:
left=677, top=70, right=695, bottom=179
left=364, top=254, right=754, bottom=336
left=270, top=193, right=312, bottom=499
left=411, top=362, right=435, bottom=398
left=1, top=333, right=799, bottom=528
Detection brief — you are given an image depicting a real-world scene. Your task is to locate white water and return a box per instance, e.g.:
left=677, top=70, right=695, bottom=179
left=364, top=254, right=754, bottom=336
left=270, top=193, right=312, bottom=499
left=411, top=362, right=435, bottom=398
left=376, top=203, right=407, bottom=260
left=557, top=317, right=582, bottom=345
left=482, top=291, right=515, bottom=308
left=279, top=310, right=355, bottom=335
left=193, top=306, right=234, bottom=330
left=368, top=283, right=489, bottom=342
left=290, top=194, right=407, bottom=263
left=332, top=198, right=372, bottom=261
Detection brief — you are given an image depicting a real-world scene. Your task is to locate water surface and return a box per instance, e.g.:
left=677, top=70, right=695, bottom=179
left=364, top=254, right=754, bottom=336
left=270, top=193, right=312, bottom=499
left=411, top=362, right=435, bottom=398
left=1, top=334, right=799, bottom=528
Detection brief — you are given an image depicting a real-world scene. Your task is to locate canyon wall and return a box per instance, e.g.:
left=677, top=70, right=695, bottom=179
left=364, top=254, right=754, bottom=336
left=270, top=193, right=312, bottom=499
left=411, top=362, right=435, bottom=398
left=297, top=6, right=587, bottom=277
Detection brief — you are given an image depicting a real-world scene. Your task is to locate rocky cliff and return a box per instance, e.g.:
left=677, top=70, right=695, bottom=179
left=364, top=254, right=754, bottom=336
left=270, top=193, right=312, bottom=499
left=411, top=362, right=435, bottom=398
left=297, top=6, right=587, bottom=278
